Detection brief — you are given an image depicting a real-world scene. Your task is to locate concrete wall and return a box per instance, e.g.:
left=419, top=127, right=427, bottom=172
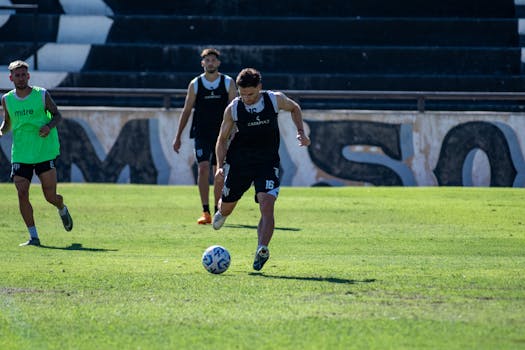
left=1, top=107, right=524, bottom=187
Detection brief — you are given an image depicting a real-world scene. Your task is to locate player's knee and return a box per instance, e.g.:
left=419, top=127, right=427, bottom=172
left=198, top=161, right=210, bottom=171
left=258, top=195, right=276, bottom=214
left=44, top=192, right=62, bottom=206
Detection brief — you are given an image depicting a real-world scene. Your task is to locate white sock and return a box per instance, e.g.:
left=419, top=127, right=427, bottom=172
left=28, top=226, right=38, bottom=239
left=59, top=206, right=68, bottom=215
left=257, top=245, right=269, bottom=255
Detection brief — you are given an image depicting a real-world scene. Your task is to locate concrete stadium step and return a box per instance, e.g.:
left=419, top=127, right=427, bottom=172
left=105, top=16, right=518, bottom=47
left=0, top=14, right=112, bottom=44
left=74, top=44, right=520, bottom=75
left=30, top=0, right=517, bottom=18
left=2, top=42, right=514, bottom=76
left=57, top=71, right=525, bottom=92
left=99, top=0, right=515, bottom=17
left=0, top=14, right=60, bottom=42
left=0, top=43, right=44, bottom=65
left=1, top=14, right=517, bottom=47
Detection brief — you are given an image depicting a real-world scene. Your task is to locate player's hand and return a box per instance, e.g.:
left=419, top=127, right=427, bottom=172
left=296, top=131, right=310, bottom=146
left=172, top=138, right=181, bottom=153
left=215, top=168, right=225, bottom=178
left=39, top=124, right=51, bottom=137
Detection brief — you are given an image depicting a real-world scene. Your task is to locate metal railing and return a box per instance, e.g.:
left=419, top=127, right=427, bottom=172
left=34, top=87, right=525, bottom=112
left=1, top=4, right=524, bottom=112
left=285, top=90, right=525, bottom=112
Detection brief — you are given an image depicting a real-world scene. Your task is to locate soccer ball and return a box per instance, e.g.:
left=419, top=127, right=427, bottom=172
left=202, top=245, right=231, bottom=274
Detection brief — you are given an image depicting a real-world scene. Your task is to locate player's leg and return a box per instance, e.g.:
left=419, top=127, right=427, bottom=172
left=212, top=163, right=250, bottom=230
left=12, top=164, right=40, bottom=246
left=210, top=147, right=222, bottom=214
left=252, top=164, right=280, bottom=270
left=212, top=199, right=237, bottom=230
left=255, top=192, right=276, bottom=247
left=252, top=193, right=275, bottom=271
left=197, top=160, right=210, bottom=207
left=38, top=162, right=73, bottom=231
left=195, top=138, right=213, bottom=224
left=38, top=167, right=62, bottom=208
left=14, top=175, right=35, bottom=228
left=196, top=160, right=212, bottom=224
left=212, top=164, right=223, bottom=213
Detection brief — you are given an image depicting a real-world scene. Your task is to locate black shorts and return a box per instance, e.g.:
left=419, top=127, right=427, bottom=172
left=222, top=161, right=280, bottom=203
left=194, top=137, right=217, bottom=165
left=10, top=159, right=57, bottom=181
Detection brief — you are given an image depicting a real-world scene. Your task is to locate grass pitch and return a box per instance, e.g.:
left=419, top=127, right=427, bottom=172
left=0, top=184, right=524, bottom=349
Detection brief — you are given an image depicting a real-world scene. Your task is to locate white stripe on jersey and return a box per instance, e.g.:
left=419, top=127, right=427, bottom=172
left=192, top=73, right=233, bottom=94
left=231, top=90, right=279, bottom=121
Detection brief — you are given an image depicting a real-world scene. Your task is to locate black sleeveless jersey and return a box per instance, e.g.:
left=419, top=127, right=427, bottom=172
left=226, top=92, right=280, bottom=166
left=190, top=75, right=229, bottom=139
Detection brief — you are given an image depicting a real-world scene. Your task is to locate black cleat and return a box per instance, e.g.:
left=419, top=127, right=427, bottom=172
left=253, top=246, right=270, bottom=271
left=59, top=206, right=73, bottom=231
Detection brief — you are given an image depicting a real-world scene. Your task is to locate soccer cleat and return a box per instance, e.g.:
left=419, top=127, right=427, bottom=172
left=212, top=211, right=227, bottom=230
left=197, top=212, right=212, bottom=225
left=19, top=238, right=41, bottom=247
left=253, top=246, right=270, bottom=271
left=59, top=206, right=73, bottom=231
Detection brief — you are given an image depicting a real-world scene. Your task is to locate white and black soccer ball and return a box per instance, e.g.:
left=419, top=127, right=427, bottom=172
left=202, top=245, right=231, bottom=274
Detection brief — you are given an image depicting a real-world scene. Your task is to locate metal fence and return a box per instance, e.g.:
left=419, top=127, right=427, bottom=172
left=32, top=87, right=525, bottom=112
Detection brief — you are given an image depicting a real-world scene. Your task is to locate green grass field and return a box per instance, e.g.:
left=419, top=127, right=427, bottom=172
left=0, top=184, right=524, bottom=350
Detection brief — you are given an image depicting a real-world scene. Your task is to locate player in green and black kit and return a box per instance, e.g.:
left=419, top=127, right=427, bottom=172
left=0, top=60, right=73, bottom=246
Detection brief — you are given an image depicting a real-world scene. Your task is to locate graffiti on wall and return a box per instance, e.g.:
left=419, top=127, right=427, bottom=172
left=308, top=120, right=416, bottom=186
left=57, top=118, right=158, bottom=183
left=0, top=109, right=524, bottom=187
left=433, top=121, right=522, bottom=186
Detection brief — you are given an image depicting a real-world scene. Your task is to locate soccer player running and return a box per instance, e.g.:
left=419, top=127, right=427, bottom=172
left=212, top=68, right=311, bottom=271
left=173, top=48, right=237, bottom=225
left=0, top=60, right=73, bottom=246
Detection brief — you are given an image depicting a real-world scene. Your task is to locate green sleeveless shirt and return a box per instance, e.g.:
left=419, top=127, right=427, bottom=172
left=4, top=86, right=60, bottom=163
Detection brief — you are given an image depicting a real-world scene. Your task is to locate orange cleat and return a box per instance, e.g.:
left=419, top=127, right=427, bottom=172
left=197, top=212, right=212, bottom=225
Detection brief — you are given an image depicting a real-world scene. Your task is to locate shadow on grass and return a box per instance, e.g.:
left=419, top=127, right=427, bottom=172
left=39, top=243, right=118, bottom=252
left=226, top=224, right=300, bottom=232
left=250, top=273, right=376, bottom=285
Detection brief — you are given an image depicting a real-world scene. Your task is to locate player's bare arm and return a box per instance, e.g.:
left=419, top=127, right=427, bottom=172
left=173, top=82, right=197, bottom=153
left=0, top=96, right=11, bottom=136
left=275, top=92, right=311, bottom=147
left=227, top=81, right=238, bottom=103
left=39, top=91, right=62, bottom=137
left=215, top=106, right=235, bottom=176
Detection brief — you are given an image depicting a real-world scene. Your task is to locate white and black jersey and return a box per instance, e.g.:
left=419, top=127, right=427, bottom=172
left=190, top=73, right=232, bottom=139
left=226, top=91, right=280, bottom=166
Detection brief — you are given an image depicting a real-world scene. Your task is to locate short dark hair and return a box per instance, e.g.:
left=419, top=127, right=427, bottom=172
left=236, top=68, right=262, bottom=88
left=200, top=48, right=220, bottom=59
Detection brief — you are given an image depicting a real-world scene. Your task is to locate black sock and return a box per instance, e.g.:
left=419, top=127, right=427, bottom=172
left=203, top=204, right=210, bottom=214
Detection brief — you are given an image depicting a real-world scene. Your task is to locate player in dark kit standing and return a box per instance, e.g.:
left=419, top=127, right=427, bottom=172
left=212, top=68, right=311, bottom=271
left=0, top=60, right=73, bottom=246
left=173, top=48, right=237, bottom=225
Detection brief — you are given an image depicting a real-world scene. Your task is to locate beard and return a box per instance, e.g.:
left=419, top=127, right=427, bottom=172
left=205, top=67, right=218, bottom=74
left=15, top=82, right=29, bottom=90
